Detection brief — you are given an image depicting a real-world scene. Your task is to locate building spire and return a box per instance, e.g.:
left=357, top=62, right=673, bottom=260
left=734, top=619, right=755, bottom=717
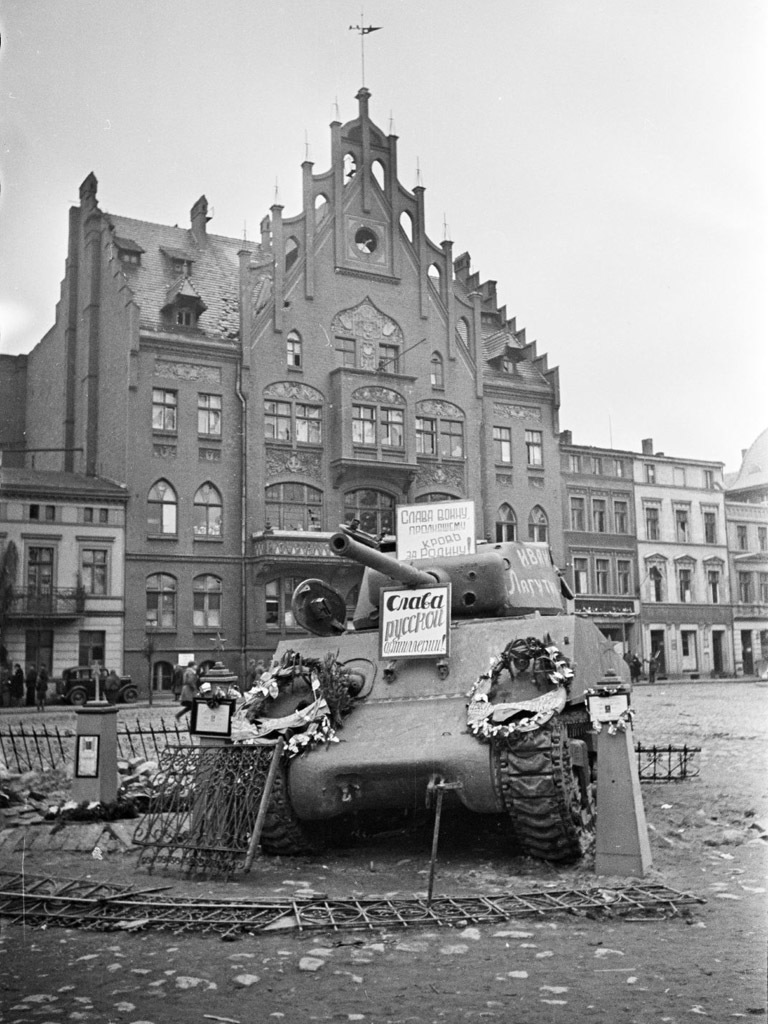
left=349, top=11, right=381, bottom=87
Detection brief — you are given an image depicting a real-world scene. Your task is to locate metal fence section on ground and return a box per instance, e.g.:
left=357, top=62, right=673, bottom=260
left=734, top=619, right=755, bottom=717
left=0, top=871, right=706, bottom=935
left=133, top=744, right=276, bottom=877
left=0, top=718, right=187, bottom=774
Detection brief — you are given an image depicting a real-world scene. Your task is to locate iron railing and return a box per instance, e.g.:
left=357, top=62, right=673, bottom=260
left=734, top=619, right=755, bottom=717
left=0, top=718, right=187, bottom=773
left=7, top=587, right=84, bottom=618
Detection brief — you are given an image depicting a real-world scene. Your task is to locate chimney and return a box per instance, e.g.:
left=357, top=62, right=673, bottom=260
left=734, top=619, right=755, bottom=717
left=191, top=195, right=210, bottom=245
left=560, top=429, right=573, bottom=446
left=741, top=448, right=748, bottom=461
left=641, top=438, right=654, bottom=455
left=260, top=214, right=271, bottom=250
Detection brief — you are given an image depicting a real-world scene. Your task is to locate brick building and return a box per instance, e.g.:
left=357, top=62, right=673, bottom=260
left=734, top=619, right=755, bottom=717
left=2, top=88, right=565, bottom=692
left=558, top=435, right=639, bottom=655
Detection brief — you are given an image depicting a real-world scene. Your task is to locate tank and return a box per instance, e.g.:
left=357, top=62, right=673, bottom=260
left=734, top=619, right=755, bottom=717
left=240, top=527, right=630, bottom=863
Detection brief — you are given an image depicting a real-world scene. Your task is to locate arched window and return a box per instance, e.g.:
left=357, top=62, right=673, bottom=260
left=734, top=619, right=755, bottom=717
left=265, top=482, right=323, bottom=531
left=287, top=330, right=302, bottom=369
left=428, top=263, right=442, bottom=293
left=146, top=573, right=176, bottom=628
left=344, top=489, right=396, bottom=537
left=147, top=480, right=177, bottom=536
left=456, top=317, right=470, bottom=349
left=193, top=574, right=222, bottom=628
left=343, top=153, right=357, bottom=183
left=314, top=194, right=329, bottom=225
left=430, top=352, right=444, bottom=389
left=496, top=503, right=517, bottom=542
left=193, top=483, right=222, bottom=538
left=285, top=236, right=299, bottom=273
left=399, top=210, right=414, bottom=242
left=152, top=660, right=173, bottom=693
left=528, top=505, right=549, bottom=543
left=371, top=160, right=386, bottom=189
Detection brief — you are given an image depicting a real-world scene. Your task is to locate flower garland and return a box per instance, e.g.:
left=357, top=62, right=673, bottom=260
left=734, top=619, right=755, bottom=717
left=591, top=706, right=635, bottom=735
left=231, top=651, right=358, bottom=759
left=466, top=636, right=574, bottom=741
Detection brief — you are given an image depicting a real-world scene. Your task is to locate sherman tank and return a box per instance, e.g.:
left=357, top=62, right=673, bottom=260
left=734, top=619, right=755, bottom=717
left=237, top=527, right=629, bottom=863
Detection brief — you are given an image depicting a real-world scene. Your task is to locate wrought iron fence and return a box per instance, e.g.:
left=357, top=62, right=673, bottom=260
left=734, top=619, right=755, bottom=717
left=0, top=718, right=187, bottom=774
left=635, top=743, right=701, bottom=782
left=134, top=745, right=275, bottom=877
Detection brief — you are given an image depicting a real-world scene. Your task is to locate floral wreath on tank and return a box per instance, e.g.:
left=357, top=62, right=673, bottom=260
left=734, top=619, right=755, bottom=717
left=466, top=636, right=574, bottom=741
left=231, top=650, right=362, bottom=759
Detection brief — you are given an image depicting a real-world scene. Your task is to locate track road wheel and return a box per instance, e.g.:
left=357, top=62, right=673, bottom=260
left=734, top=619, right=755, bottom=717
left=259, top=762, right=321, bottom=856
left=493, top=715, right=595, bottom=863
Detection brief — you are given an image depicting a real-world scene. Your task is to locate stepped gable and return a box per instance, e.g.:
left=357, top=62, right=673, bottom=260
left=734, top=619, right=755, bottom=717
left=105, top=213, right=266, bottom=342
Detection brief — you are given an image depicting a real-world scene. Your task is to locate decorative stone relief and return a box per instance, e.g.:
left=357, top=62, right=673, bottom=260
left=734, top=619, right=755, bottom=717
left=496, top=473, right=513, bottom=486
left=199, top=448, right=222, bottom=462
left=155, top=360, right=221, bottom=384
left=265, top=447, right=322, bottom=480
left=417, top=399, right=464, bottom=420
left=492, top=402, right=541, bottom=422
left=528, top=476, right=544, bottom=488
left=352, top=386, right=404, bottom=405
left=153, top=444, right=177, bottom=459
left=415, top=462, right=464, bottom=489
left=263, top=381, right=324, bottom=402
left=331, top=299, right=402, bottom=370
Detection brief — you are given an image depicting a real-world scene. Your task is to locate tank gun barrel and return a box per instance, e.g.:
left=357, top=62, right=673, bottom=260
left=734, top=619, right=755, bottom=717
left=330, top=531, right=437, bottom=588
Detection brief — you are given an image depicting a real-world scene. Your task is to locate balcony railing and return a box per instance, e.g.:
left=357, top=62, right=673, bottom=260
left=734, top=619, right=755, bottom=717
left=7, top=588, right=85, bottom=619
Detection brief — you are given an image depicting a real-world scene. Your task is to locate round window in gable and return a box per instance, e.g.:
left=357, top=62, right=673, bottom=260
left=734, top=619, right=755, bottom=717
left=354, top=227, right=378, bottom=255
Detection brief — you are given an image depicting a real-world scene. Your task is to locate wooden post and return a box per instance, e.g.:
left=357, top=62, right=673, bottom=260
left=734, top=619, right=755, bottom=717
left=243, top=737, right=285, bottom=872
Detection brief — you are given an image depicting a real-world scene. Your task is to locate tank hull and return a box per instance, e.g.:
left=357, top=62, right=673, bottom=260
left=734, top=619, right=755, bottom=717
left=275, top=614, right=627, bottom=821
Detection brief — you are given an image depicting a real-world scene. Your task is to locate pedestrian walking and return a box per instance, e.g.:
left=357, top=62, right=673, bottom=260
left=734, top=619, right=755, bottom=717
left=25, top=664, right=36, bottom=707
left=10, top=664, right=24, bottom=707
left=35, top=664, right=49, bottom=711
left=171, top=664, right=184, bottom=701
left=648, top=652, right=659, bottom=685
left=175, top=661, right=198, bottom=722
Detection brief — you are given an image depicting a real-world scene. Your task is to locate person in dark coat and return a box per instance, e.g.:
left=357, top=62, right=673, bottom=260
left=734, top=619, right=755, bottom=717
left=10, top=664, right=25, bottom=706
left=35, top=665, right=49, bottom=711
left=630, top=654, right=642, bottom=684
left=25, top=665, right=37, bottom=707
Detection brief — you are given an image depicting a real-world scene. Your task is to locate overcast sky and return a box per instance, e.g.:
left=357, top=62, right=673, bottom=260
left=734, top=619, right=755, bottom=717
left=1, top=0, right=765, bottom=472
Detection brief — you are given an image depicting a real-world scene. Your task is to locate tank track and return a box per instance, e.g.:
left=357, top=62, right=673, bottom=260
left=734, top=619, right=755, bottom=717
left=259, top=764, right=321, bottom=856
left=492, top=712, right=595, bottom=863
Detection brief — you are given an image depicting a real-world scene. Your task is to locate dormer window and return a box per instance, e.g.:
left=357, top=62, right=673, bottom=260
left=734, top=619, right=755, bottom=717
left=113, top=236, right=144, bottom=266
left=161, top=247, right=195, bottom=278
left=162, top=276, right=207, bottom=330
left=176, top=308, right=197, bottom=327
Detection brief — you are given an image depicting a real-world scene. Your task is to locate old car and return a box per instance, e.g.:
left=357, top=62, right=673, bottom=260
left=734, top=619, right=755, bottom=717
left=57, top=666, right=138, bottom=706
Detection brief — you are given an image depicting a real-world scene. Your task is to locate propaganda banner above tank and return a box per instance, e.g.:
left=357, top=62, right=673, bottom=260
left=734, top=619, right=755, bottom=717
left=379, top=583, right=452, bottom=660
left=395, top=500, right=476, bottom=560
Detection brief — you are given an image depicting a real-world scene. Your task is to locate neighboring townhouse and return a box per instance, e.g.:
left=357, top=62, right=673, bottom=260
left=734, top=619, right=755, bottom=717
left=725, top=428, right=768, bottom=676
left=0, top=468, right=127, bottom=679
left=558, top=435, right=639, bottom=657
left=633, top=439, right=732, bottom=678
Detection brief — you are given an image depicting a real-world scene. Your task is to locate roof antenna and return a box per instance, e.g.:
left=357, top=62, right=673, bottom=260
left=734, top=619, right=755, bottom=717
left=349, top=10, right=381, bottom=87
left=388, top=110, right=396, bottom=135
left=304, top=130, right=310, bottom=161
left=333, top=96, right=340, bottom=121
left=273, top=178, right=280, bottom=205
left=415, top=158, right=423, bottom=188
left=443, top=212, right=449, bottom=239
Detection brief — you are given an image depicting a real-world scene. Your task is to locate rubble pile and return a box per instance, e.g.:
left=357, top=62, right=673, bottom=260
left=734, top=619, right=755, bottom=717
left=0, top=761, right=71, bottom=828
left=0, top=754, right=169, bottom=828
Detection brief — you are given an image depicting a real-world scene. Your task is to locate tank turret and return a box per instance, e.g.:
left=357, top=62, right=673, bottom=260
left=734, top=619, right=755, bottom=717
left=329, top=529, right=567, bottom=629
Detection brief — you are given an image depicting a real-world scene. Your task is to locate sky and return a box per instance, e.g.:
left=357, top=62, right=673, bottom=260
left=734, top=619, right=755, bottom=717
left=0, top=0, right=765, bottom=473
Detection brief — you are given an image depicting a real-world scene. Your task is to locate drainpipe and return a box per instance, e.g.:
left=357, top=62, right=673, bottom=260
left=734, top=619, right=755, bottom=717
left=236, top=360, right=248, bottom=683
